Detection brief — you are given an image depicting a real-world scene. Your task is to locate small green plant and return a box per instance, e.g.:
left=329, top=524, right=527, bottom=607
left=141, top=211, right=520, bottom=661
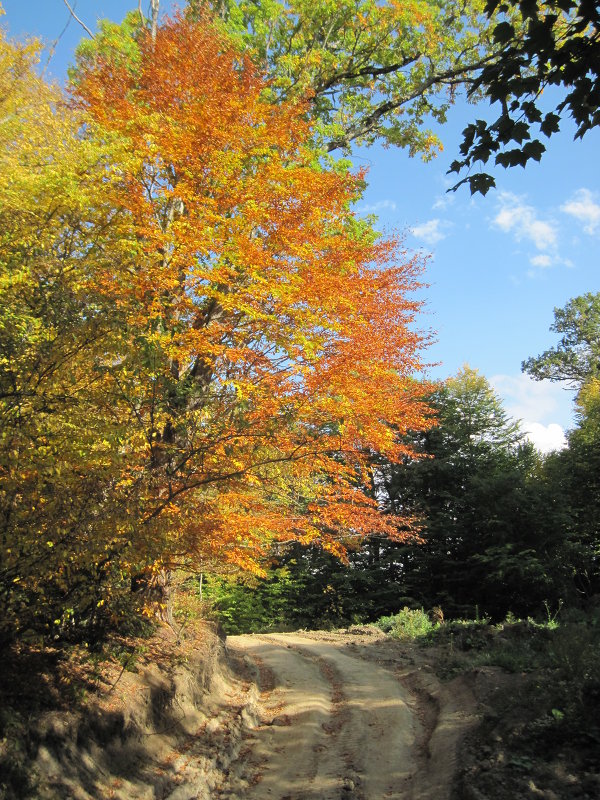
left=375, top=614, right=398, bottom=634
left=508, top=754, right=535, bottom=771
left=376, top=607, right=435, bottom=640
left=543, top=599, right=563, bottom=629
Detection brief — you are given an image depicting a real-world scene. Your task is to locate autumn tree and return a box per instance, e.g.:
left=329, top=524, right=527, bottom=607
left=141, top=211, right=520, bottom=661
left=0, top=11, right=428, bottom=637
left=0, top=19, right=138, bottom=642
left=0, top=10, right=434, bottom=643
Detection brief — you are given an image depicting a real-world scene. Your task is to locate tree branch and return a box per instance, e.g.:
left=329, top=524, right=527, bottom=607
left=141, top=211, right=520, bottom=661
left=150, top=0, right=160, bottom=44
left=314, top=55, right=420, bottom=95
left=61, top=0, right=95, bottom=39
left=325, top=53, right=498, bottom=152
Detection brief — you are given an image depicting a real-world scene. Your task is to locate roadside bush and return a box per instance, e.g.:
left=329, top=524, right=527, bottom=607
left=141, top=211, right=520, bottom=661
left=376, top=607, right=436, bottom=640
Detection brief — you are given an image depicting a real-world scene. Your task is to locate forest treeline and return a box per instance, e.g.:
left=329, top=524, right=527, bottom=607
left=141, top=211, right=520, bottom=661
left=1, top=0, right=599, bottom=648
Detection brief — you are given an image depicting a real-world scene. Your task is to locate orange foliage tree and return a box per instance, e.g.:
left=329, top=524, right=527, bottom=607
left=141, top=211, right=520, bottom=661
left=73, top=13, right=433, bottom=584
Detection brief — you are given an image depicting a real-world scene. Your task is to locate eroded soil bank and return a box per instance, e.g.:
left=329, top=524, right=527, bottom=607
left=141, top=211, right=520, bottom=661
left=1, top=622, right=246, bottom=800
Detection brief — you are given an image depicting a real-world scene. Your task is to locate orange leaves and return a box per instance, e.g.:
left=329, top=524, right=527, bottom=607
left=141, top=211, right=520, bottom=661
left=71, top=12, right=433, bottom=574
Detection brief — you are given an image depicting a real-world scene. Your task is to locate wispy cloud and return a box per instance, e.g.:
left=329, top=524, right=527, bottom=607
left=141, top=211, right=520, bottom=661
left=358, top=199, right=398, bottom=215
left=493, top=192, right=557, bottom=251
left=411, top=218, right=450, bottom=245
left=561, top=188, right=600, bottom=234
left=529, top=254, right=553, bottom=268
left=432, top=193, right=455, bottom=211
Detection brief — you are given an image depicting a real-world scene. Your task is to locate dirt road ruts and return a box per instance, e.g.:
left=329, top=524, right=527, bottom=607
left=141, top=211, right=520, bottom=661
left=220, top=630, right=475, bottom=800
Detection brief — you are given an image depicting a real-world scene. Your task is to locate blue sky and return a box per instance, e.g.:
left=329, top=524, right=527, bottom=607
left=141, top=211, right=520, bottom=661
left=3, top=0, right=598, bottom=452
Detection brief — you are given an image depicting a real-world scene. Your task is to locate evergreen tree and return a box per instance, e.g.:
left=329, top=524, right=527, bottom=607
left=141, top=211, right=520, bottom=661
left=371, top=367, right=572, bottom=618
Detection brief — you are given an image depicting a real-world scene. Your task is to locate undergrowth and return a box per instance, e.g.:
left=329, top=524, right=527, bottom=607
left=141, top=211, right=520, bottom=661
left=377, top=606, right=600, bottom=799
left=376, top=607, right=436, bottom=639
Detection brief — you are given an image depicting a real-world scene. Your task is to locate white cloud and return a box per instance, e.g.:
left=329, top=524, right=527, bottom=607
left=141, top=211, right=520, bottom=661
left=529, top=254, right=553, bottom=268
left=561, top=188, right=600, bottom=234
left=493, top=192, right=558, bottom=252
left=490, top=373, right=571, bottom=452
left=491, top=374, right=563, bottom=422
left=411, top=218, right=449, bottom=245
left=520, top=422, right=567, bottom=454
left=359, top=199, right=398, bottom=214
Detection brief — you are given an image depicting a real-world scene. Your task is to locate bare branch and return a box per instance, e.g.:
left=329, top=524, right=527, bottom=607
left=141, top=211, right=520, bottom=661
left=61, top=0, right=95, bottom=39
left=150, top=0, right=160, bottom=44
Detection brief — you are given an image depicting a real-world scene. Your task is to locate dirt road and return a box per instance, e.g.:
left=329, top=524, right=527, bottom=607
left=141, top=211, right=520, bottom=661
left=220, top=629, right=478, bottom=800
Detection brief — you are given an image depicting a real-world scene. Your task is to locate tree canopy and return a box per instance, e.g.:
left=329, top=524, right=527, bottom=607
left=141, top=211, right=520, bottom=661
left=195, top=0, right=505, bottom=158
left=522, top=293, right=600, bottom=386
left=69, top=0, right=599, bottom=191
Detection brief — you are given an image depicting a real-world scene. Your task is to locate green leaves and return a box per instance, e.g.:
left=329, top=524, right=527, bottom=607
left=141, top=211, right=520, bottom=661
left=522, top=293, right=600, bottom=386
left=202, top=0, right=510, bottom=160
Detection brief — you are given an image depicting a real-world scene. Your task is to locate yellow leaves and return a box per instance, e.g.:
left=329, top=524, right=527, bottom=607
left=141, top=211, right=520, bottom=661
left=577, top=377, right=600, bottom=409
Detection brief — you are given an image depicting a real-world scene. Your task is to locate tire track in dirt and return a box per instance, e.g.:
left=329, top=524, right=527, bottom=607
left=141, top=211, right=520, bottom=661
left=222, top=632, right=420, bottom=799
left=221, top=633, right=335, bottom=798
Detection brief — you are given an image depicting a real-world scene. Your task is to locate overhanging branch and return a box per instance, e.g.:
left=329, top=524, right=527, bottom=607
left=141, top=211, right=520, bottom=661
left=62, top=0, right=95, bottom=39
